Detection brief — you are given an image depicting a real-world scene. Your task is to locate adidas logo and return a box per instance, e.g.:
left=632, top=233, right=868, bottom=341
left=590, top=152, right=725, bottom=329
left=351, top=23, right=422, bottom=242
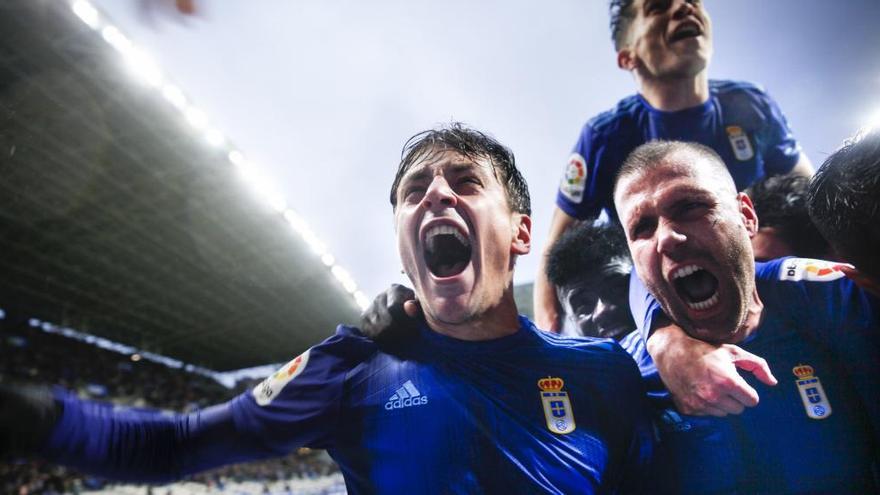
left=384, top=380, right=429, bottom=410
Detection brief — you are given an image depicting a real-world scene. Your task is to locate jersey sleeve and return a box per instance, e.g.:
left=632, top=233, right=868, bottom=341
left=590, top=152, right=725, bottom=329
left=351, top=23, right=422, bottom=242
left=39, top=326, right=376, bottom=483
left=231, top=325, right=376, bottom=452
left=751, top=87, right=802, bottom=175
left=556, top=123, right=603, bottom=219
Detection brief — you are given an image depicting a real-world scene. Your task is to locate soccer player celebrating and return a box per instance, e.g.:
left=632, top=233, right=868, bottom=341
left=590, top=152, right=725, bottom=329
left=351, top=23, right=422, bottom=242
left=614, top=141, right=879, bottom=492
left=2, top=124, right=652, bottom=494
left=534, top=0, right=813, bottom=333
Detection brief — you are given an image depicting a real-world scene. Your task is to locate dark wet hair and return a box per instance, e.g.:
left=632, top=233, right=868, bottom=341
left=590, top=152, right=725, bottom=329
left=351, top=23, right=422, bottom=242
left=546, top=219, right=632, bottom=289
left=389, top=122, right=531, bottom=215
left=746, top=174, right=830, bottom=259
left=808, top=128, right=880, bottom=279
left=610, top=0, right=638, bottom=51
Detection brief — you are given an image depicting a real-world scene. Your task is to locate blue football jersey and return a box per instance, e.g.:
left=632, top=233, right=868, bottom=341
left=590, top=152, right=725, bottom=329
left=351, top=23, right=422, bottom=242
left=557, top=80, right=802, bottom=220
left=43, top=316, right=654, bottom=494
left=630, top=258, right=879, bottom=493
left=234, top=315, right=654, bottom=494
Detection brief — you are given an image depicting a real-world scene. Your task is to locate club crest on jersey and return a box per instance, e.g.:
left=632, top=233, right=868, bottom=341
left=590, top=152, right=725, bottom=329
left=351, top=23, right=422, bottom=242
left=560, top=153, right=587, bottom=203
left=538, top=376, right=576, bottom=434
left=726, top=126, right=754, bottom=161
left=253, top=350, right=311, bottom=406
left=779, top=258, right=851, bottom=282
left=793, top=364, right=832, bottom=420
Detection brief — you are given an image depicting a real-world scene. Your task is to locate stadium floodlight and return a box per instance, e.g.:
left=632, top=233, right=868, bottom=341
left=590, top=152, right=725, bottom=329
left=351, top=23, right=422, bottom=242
left=124, top=47, right=163, bottom=87
left=228, top=150, right=246, bottom=167
left=71, top=0, right=100, bottom=30
left=868, top=108, right=880, bottom=131
left=101, top=25, right=131, bottom=53
left=184, top=106, right=208, bottom=130
left=0, top=308, right=5, bottom=320
left=131, top=353, right=142, bottom=362
left=321, top=253, right=335, bottom=267
left=205, top=128, right=225, bottom=147
left=331, top=265, right=357, bottom=294
left=354, top=291, right=370, bottom=310
left=162, top=84, right=187, bottom=110
left=28, top=318, right=40, bottom=327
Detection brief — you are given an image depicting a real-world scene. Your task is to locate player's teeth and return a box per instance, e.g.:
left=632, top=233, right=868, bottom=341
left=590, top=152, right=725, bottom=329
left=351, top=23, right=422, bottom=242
left=672, top=264, right=700, bottom=280
left=686, top=292, right=719, bottom=310
left=425, top=225, right=469, bottom=251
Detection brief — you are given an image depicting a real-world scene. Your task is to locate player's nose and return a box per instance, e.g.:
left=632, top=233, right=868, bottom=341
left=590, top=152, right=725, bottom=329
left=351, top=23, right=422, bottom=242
left=421, top=176, right=457, bottom=212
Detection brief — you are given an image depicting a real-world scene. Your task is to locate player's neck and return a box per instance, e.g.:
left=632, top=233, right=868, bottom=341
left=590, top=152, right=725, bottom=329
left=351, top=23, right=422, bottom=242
left=639, top=72, right=709, bottom=112
left=426, top=294, right=521, bottom=342
left=731, top=287, right=765, bottom=343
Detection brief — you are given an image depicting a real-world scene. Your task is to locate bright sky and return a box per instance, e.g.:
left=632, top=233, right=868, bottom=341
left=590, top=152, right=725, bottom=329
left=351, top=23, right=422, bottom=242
left=90, top=0, right=880, bottom=301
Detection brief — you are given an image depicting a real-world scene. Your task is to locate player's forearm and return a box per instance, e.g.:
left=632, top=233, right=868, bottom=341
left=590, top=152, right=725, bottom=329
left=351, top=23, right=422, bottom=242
left=40, top=389, right=273, bottom=483
left=533, top=256, right=562, bottom=331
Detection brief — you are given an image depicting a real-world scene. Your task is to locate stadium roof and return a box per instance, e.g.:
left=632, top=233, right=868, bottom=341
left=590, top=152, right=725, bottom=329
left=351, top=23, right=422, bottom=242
left=0, top=0, right=361, bottom=371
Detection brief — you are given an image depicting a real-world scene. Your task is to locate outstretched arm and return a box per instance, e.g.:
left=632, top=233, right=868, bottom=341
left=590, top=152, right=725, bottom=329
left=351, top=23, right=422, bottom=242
left=38, top=388, right=277, bottom=483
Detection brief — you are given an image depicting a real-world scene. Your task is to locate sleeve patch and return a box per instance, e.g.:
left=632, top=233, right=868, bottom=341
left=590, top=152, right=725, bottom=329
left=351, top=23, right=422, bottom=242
left=559, top=152, right=587, bottom=203
left=778, top=258, right=851, bottom=282
left=252, top=349, right=311, bottom=406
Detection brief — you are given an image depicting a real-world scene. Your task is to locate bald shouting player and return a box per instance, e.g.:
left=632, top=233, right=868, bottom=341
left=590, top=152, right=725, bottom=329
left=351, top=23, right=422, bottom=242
left=534, top=0, right=812, bottom=333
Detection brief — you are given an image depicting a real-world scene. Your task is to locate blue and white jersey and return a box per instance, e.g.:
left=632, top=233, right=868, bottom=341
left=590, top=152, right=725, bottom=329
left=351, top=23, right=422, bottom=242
left=234, top=315, right=653, bottom=494
left=557, top=80, right=802, bottom=221
left=43, top=316, right=653, bottom=494
left=630, top=258, right=879, bottom=494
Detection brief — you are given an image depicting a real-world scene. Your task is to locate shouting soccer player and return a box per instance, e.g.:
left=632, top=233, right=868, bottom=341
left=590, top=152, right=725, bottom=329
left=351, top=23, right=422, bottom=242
left=1, top=124, right=653, bottom=494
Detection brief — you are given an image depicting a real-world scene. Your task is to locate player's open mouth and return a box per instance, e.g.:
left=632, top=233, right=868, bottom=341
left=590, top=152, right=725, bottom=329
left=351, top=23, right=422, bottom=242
left=669, top=21, right=702, bottom=43
left=423, top=224, right=472, bottom=278
left=671, top=264, right=719, bottom=310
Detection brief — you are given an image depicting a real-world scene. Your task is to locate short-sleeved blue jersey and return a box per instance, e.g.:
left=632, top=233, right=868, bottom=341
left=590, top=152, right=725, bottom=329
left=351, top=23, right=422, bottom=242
left=557, top=80, right=802, bottom=220
left=43, top=316, right=654, bottom=494
left=628, top=258, right=879, bottom=494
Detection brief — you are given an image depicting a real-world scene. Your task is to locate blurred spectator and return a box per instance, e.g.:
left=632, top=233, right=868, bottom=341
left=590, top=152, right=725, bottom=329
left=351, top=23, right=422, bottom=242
left=746, top=174, right=832, bottom=261
left=545, top=220, right=635, bottom=340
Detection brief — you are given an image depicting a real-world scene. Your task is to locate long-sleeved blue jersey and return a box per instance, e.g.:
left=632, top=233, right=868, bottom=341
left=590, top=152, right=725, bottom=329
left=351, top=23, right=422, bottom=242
left=41, top=315, right=653, bottom=494
left=628, top=258, right=880, bottom=493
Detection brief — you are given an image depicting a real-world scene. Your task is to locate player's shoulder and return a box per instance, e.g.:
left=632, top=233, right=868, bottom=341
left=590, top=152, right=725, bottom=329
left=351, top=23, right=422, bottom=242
left=582, top=93, right=644, bottom=137
left=535, top=327, right=635, bottom=368
left=762, top=257, right=850, bottom=285
left=710, top=78, right=768, bottom=97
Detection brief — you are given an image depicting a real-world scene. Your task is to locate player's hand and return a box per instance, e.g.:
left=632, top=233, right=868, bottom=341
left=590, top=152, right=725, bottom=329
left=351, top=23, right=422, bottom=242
left=647, top=323, right=778, bottom=417
left=359, top=284, right=421, bottom=344
left=0, top=381, right=62, bottom=456
left=841, top=265, right=880, bottom=299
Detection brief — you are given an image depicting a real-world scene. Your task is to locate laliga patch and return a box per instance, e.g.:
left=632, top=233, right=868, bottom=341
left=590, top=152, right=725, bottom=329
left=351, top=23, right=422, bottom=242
left=779, top=258, right=851, bottom=282
left=793, top=364, right=832, bottom=420
left=252, top=350, right=311, bottom=406
left=726, top=126, right=754, bottom=161
left=538, top=376, right=576, bottom=434
left=559, top=153, right=587, bottom=203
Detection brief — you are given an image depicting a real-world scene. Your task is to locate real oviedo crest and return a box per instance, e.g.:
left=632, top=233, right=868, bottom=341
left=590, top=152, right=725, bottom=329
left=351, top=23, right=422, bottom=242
left=539, top=376, right=576, bottom=434
left=793, top=364, right=832, bottom=420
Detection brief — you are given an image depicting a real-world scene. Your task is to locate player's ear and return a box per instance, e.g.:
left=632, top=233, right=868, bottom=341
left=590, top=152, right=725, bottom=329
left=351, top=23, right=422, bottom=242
left=511, top=213, right=531, bottom=256
left=737, top=192, right=758, bottom=238
left=617, top=48, right=637, bottom=71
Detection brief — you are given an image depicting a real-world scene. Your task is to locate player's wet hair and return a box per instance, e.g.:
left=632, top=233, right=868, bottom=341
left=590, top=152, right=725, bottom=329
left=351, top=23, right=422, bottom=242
left=546, top=219, right=632, bottom=289
left=610, top=0, right=638, bottom=51
left=390, top=123, right=531, bottom=215
left=808, top=128, right=880, bottom=279
left=613, top=140, right=733, bottom=198
left=746, top=174, right=830, bottom=259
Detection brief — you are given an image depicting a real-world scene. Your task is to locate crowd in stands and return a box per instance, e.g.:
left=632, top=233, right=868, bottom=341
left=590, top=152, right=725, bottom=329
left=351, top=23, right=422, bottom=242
left=0, top=317, right=342, bottom=495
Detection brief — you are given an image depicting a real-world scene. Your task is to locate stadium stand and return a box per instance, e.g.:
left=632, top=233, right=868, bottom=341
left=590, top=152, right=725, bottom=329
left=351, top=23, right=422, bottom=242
left=0, top=316, right=344, bottom=495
